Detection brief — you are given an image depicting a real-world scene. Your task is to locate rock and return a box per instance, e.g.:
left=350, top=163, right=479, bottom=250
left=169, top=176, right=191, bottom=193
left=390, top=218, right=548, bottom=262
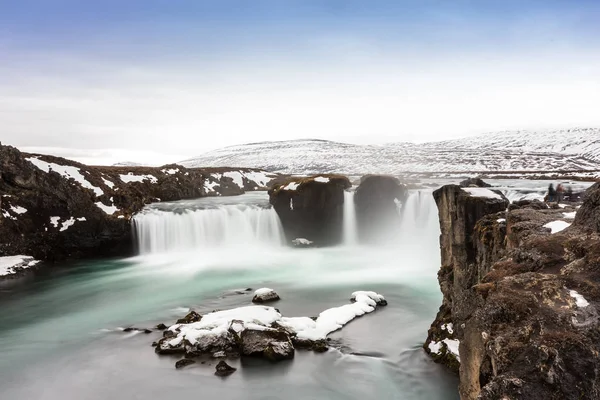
left=155, top=337, right=185, bottom=355
left=240, top=328, right=294, bottom=361
left=214, top=361, right=237, bottom=377
left=354, top=175, right=408, bottom=243
left=175, top=358, right=196, bottom=369
left=143, top=329, right=152, bottom=334
left=155, top=323, right=168, bottom=330
left=268, top=175, right=351, bottom=246
left=176, top=310, right=202, bottom=324
left=252, top=288, right=280, bottom=303
left=508, top=199, right=549, bottom=211
left=425, top=183, right=600, bottom=400
left=573, top=182, right=600, bottom=233
left=459, top=177, right=492, bottom=188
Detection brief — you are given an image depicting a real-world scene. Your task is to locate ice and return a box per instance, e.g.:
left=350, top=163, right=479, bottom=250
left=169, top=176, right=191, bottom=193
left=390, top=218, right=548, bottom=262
left=543, top=220, right=571, bottom=234
left=26, top=157, right=104, bottom=196
left=569, top=290, right=590, bottom=308
left=462, top=188, right=503, bottom=200
left=0, top=255, right=39, bottom=277
left=120, top=173, right=158, bottom=184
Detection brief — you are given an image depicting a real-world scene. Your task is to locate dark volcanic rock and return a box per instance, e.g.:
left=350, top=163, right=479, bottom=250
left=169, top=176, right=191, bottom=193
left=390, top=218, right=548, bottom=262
left=425, top=183, right=600, bottom=400
left=354, top=175, right=408, bottom=243
left=459, top=177, right=492, bottom=188
left=175, top=358, right=196, bottom=369
left=573, top=182, right=600, bottom=233
left=240, top=328, right=294, bottom=361
left=251, top=288, right=280, bottom=303
left=176, top=311, right=202, bottom=324
left=268, top=175, right=351, bottom=246
left=214, top=361, right=237, bottom=377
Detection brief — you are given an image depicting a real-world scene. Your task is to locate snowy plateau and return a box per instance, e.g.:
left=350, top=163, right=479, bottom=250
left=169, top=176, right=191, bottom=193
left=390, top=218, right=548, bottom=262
left=180, top=128, right=600, bottom=176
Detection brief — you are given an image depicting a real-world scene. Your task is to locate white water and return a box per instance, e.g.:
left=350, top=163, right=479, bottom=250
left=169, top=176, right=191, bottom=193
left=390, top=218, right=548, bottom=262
left=343, top=190, right=358, bottom=246
left=133, top=204, right=285, bottom=254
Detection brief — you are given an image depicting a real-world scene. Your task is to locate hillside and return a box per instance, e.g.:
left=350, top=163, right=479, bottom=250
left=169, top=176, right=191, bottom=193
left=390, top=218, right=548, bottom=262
left=180, top=128, right=600, bottom=176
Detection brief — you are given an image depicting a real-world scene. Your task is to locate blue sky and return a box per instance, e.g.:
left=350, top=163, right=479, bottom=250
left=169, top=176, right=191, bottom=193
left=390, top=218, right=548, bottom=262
left=1, top=1, right=600, bottom=164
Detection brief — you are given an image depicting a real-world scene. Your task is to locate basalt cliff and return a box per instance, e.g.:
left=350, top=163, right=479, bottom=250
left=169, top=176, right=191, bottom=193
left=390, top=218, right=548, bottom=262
left=425, top=182, right=600, bottom=399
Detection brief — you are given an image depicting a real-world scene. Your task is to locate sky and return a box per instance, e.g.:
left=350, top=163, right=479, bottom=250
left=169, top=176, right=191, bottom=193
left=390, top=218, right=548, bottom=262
left=1, top=0, right=600, bottom=165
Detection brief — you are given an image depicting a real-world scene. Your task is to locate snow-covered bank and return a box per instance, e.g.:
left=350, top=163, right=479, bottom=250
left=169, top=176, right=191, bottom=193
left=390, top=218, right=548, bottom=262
left=0, top=256, right=39, bottom=278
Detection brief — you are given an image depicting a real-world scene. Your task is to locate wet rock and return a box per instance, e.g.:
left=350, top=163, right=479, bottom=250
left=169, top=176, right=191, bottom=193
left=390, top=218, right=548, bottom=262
left=154, top=337, right=185, bottom=355
left=214, top=361, right=237, bottom=377
left=176, top=310, right=202, bottom=324
left=354, top=175, right=408, bottom=243
left=143, top=329, right=152, bottom=334
left=240, top=328, right=294, bottom=361
left=175, top=358, right=196, bottom=369
left=252, top=288, right=280, bottom=303
left=268, top=175, right=351, bottom=246
left=155, top=323, right=168, bottom=330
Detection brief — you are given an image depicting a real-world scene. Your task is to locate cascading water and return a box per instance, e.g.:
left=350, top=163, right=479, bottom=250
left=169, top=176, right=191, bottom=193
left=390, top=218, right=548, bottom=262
left=133, top=204, right=285, bottom=254
left=343, top=190, right=358, bottom=246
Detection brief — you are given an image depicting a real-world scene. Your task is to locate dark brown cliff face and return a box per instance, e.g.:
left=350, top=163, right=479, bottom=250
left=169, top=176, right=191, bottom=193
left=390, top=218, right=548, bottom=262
left=268, top=175, right=351, bottom=245
left=425, top=182, right=600, bottom=400
left=0, top=143, right=277, bottom=263
left=354, top=175, right=408, bottom=243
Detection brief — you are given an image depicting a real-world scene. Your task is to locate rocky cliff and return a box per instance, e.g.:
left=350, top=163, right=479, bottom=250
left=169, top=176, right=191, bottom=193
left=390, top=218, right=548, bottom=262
left=268, top=175, right=351, bottom=245
left=425, top=182, right=600, bottom=399
left=0, top=143, right=279, bottom=265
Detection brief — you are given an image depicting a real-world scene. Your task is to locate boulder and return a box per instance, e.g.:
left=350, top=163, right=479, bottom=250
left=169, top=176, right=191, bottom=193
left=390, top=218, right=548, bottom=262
left=459, top=177, right=492, bottom=188
left=252, top=288, right=280, bottom=303
left=176, top=310, right=202, bottom=324
left=214, top=361, right=237, bottom=377
left=240, top=328, right=294, bottom=361
left=268, top=175, right=351, bottom=246
left=175, top=358, right=196, bottom=369
left=354, top=175, right=408, bottom=243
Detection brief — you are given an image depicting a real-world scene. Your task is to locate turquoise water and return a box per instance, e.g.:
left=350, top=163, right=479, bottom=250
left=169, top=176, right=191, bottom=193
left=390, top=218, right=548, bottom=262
left=0, top=193, right=459, bottom=399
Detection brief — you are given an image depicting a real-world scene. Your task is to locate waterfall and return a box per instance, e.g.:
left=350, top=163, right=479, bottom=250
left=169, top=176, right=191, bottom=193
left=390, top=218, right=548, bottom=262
left=343, top=190, right=358, bottom=246
left=398, top=190, right=439, bottom=248
left=133, top=204, right=285, bottom=254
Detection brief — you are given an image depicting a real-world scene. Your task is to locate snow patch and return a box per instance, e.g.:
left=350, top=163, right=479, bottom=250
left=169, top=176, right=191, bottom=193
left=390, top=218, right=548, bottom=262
left=428, top=339, right=460, bottom=361
left=26, top=157, right=104, bottom=196
left=254, top=288, right=275, bottom=296
left=563, top=211, right=576, bottom=219
left=441, top=323, right=454, bottom=335
left=162, top=168, right=179, bottom=175
left=96, top=198, right=119, bottom=215
left=569, top=290, right=590, bottom=308
left=462, top=188, right=503, bottom=200
left=283, top=182, right=300, bottom=191
left=50, top=216, right=60, bottom=228
left=544, top=220, right=571, bottom=234
left=497, top=218, right=506, bottom=223
left=102, top=177, right=115, bottom=188
left=223, top=171, right=244, bottom=188
left=0, top=255, right=39, bottom=277
left=10, top=205, right=27, bottom=214
left=120, top=173, right=158, bottom=184
left=314, top=177, right=330, bottom=183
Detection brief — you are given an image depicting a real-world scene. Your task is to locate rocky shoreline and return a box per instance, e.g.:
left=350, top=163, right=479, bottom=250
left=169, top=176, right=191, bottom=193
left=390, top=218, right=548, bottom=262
left=424, top=180, right=600, bottom=399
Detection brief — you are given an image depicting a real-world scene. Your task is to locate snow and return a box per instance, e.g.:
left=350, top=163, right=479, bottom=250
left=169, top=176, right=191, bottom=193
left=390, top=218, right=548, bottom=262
left=60, top=217, right=76, bottom=232
left=162, top=168, right=179, bottom=175
left=558, top=204, right=569, bottom=209
left=462, top=188, right=503, bottom=200
left=314, top=177, right=330, bottom=183
left=569, top=290, right=590, bottom=308
left=49, top=216, right=87, bottom=231
left=292, top=291, right=386, bottom=341
left=26, top=157, right=104, bottom=196
left=95, top=198, right=119, bottom=215
left=563, top=211, right=577, bottom=219
left=254, top=288, right=275, bottom=296
left=102, top=177, right=115, bottom=188
left=10, top=205, right=27, bottom=214
left=223, top=171, right=244, bottom=188
left=204, top=176, right=221, bottom=193
left=0, top=255, right=39, bottom=277
left=50, top=216, right=60, bottom=228
left=497, top=218, right=506, bottom=223
left=120, top=173, right=158, bottom=184
left=428, top=339, right=461, bottom=361
left=283, top=182, right=300, bottom=191
left=544, top=220, right=571, bottom=234
left=243, top=171, right=273, bottom=188
left=441, top=323, right=454, bottom=335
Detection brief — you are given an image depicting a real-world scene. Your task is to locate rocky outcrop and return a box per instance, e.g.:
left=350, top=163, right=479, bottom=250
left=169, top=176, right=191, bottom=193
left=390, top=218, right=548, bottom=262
left=354, top=175, right=408, bottom=243
left=425, top=183, right=600, bottom=399
left=268, top=175, right=351, bottom=245
left=0, top=143, right=278, bottom=264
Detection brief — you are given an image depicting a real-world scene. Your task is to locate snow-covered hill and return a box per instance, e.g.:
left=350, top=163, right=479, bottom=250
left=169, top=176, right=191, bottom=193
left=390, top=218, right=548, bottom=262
left=180, top=128, right=600, bottom=176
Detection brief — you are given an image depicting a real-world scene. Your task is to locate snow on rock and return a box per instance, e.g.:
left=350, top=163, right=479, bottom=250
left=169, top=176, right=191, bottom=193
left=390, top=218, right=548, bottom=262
left=223, top=171, right=244, bottom=188
left=462, top=188, right=503, bottom=200
left=49, top=216, right=87, bottom=232
left=10, top=205, right=27, bottom=214
left=428, top=339, right=461, bottom=362
left=243, top=171, right=273, bottom=188
left=95, top=197, right=119, bottom=215
left=441, top=323, right=455, bottom=335
left=0, top=255, right=39, bottom=277
left=544, top=220, right=571, bottom=234
left=497, top=218, right=506, bottom=223
left=283, top=182, right=300, bottom=191
left=102, top=177, right=115, bottom=188
left=314, top=177, right=330, bottom=183
left=252, top=288, right=280, bottom=303
left=563, top=211, right=577, bottom=219
left=119, top=173, right=158, bottom=184
left=569, top=290, right=590, bottom=308
left=50, top=216, right=60, bottom=228
left=26, top=157, right=104, bottom=196
left=161, top=168, right=179, bottom=175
